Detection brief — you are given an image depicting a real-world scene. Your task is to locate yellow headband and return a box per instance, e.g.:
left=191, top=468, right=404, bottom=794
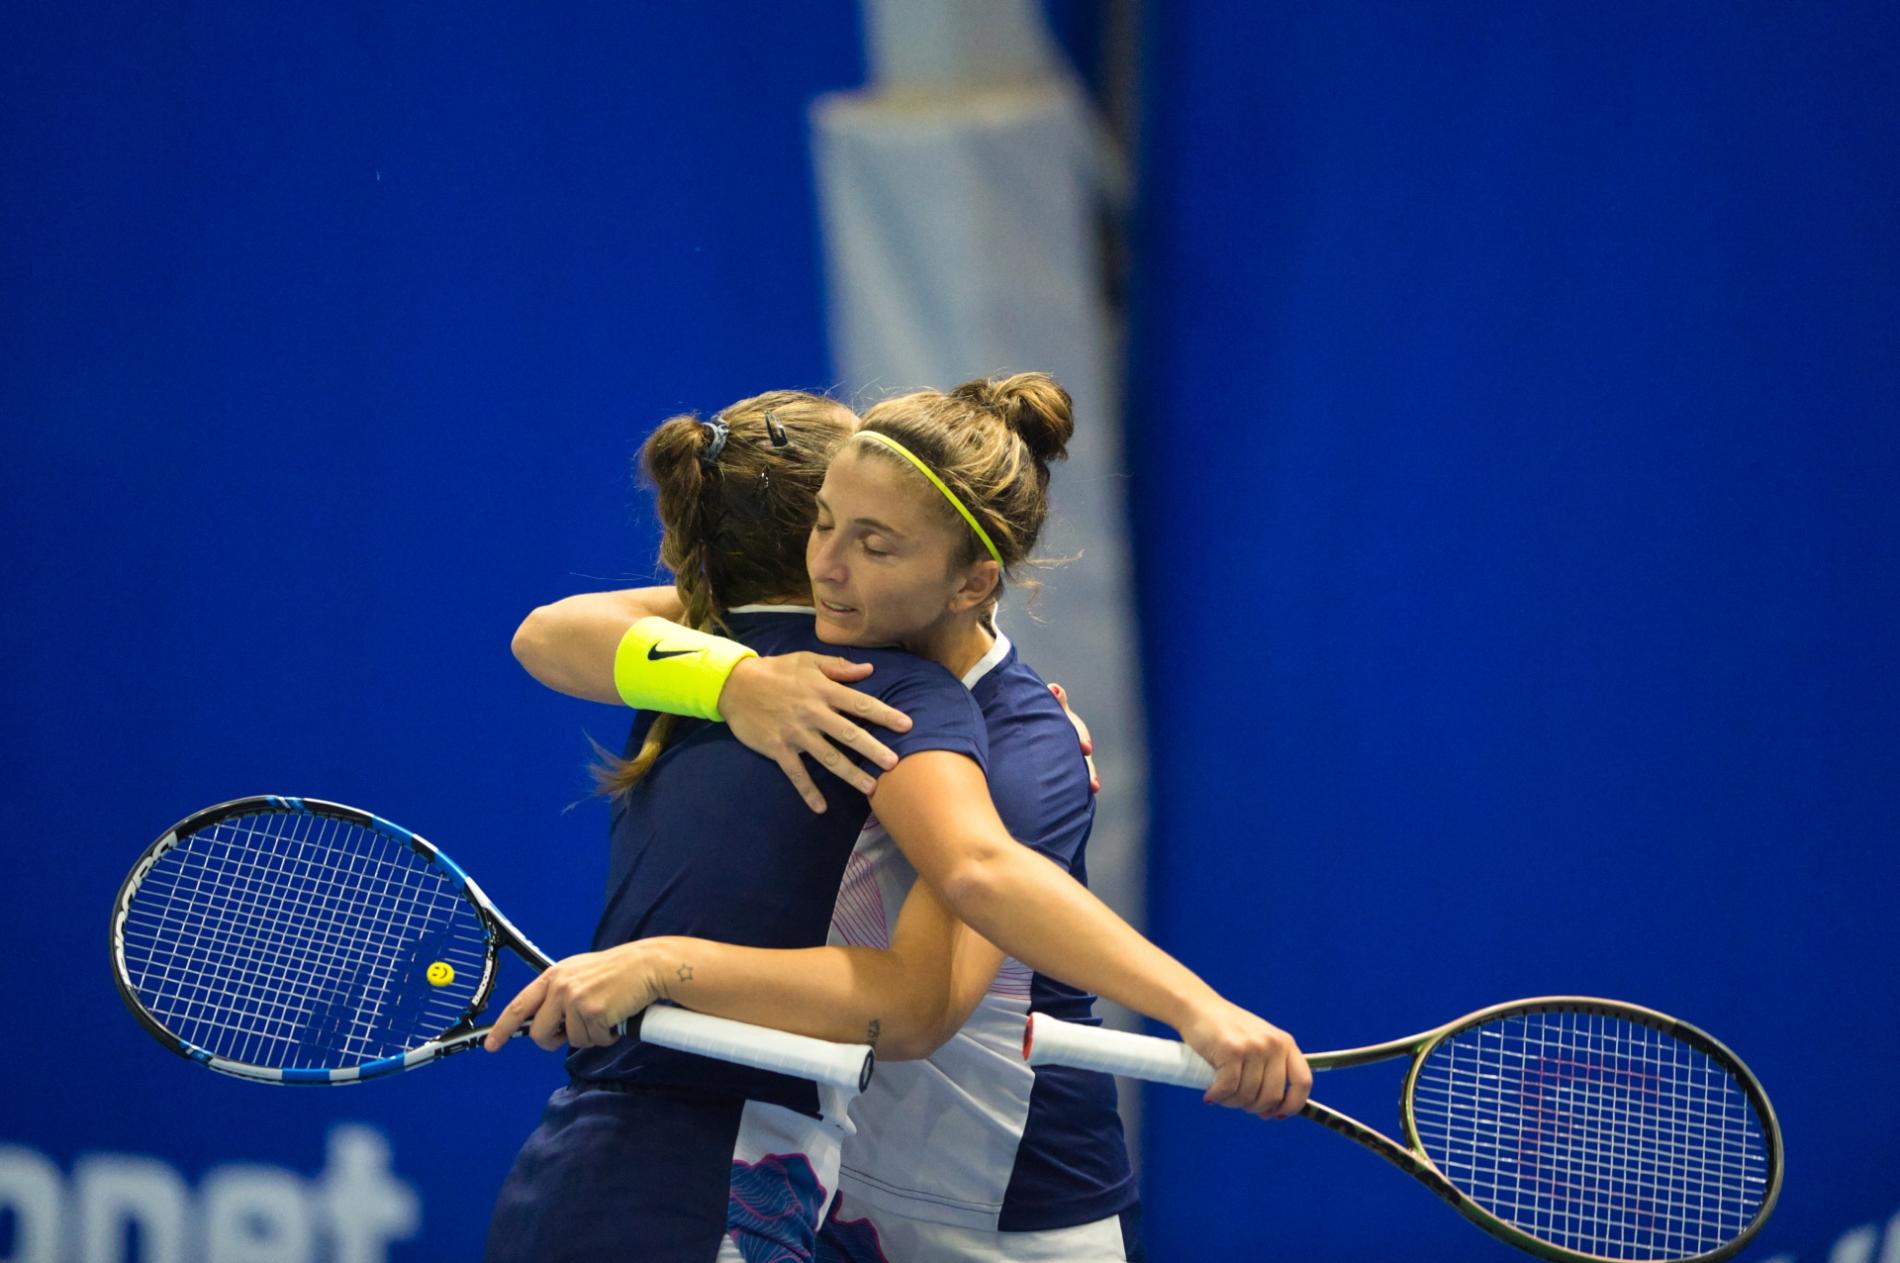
left=855, top=431, right=1004, bottom=566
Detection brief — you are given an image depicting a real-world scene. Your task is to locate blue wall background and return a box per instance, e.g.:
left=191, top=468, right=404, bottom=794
left=3, top=1, right=1895, bottom=1260
left=1129, top=4, right=1897, bottom=1260
left=2, top=5, right=862, bottom=1259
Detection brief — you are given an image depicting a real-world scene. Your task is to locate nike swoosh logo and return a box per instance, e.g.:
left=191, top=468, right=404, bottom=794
left=647, top=645, right=700, bottom=661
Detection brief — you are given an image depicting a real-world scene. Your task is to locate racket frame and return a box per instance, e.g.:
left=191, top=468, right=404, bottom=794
left=1027, top=996, right=1783, bottom=1263
left=1314, top=996, right=1783, bottom=1263
left=111, top=796, right=542, bottom=1084
left=112, top=796, right=876, bottom=1093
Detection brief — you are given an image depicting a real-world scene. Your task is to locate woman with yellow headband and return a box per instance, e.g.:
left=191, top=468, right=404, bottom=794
left=499, top=374, right=1308, bottom=1262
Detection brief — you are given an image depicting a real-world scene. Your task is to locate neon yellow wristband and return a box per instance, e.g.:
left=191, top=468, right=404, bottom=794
left=612, top=616, right=758, bottom=720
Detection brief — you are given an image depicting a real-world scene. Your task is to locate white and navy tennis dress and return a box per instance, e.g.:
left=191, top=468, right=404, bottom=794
left=817, top=632, right=1143, bottom=1263
left=485, top=607, right=987, bottom=1263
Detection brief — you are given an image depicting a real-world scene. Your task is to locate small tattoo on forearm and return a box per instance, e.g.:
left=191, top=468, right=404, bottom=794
left=676, top=963, right=695, bottom=984
left=866, top=1018, right=881, bottom=1048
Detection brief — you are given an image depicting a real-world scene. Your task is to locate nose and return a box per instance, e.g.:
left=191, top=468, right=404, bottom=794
left=808, top=529, right=846, bottom=585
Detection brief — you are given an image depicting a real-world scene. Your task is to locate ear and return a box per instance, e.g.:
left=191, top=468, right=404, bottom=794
left=948, top=559, right=1002, bottom=613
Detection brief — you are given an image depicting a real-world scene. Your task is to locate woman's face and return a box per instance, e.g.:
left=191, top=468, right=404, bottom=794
left=807, top=445, right=979, bottom=648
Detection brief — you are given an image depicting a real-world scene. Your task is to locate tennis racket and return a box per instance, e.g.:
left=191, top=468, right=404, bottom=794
left=111, top=795, right=875, bottom=1092
left=1026, top=998, right=1781, bottom=1263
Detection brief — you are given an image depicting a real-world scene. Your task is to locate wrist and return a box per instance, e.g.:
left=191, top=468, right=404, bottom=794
left=612, top=617, right=758, bottom=719
left=635, top=937, right=691, bottom=1001
left=715, top=656, right=761, bottom=722
left=1158, top=980, right=1228, bottom=1035
left=604, top=939, right=654, bottom=996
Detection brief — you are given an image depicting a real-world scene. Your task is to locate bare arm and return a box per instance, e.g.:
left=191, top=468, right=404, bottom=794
left=513, top=586, right=684, bottom=703
left=869, top=751, right=1312, bottom=1118
left=510, top=589, right=912, bottom=807
left=483, top=881, right=1004, bottom=1062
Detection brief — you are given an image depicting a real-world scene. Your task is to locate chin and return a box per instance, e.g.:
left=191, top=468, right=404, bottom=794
left=812, top=616, right=862, bottom=646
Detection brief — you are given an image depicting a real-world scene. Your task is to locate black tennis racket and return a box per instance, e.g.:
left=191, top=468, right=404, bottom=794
left=1026, top=998, right=1781, bottom=1263
left=111, top=795, right=874, bottom=1092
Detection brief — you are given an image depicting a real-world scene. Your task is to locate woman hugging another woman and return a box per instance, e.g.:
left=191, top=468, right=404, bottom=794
left=494, top=375, right=1308, bottom=1263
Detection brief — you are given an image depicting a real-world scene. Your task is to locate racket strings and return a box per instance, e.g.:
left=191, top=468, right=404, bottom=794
left=129, top=813, right=392, bottom=1059
left=119, top=811, right=490, bottom=1068
left=1410, top=1009, right=1770, bottom=1260
left=128, top=812, right=485, bottom=1063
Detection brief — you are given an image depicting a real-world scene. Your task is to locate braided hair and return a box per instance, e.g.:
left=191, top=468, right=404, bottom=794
left=596, top=390, right=856, bottom=796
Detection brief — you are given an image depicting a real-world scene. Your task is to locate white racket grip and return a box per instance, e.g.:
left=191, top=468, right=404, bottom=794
left=637, top=1006, right=875, bottom=1095
left=1024, top=1014, right=1216, bottom=1090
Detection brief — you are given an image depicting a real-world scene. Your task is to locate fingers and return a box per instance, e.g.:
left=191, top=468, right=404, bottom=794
left=1237, top=1048, right=1272, bottom=1115
left=1203, top=1057, right=1242, bottom=1108
left=736, top=652, right=918, bottom=807
left=1233, top=1041, right=1304, bottom=1119
left=1261, top=1050, right=1293, bottom=1116
left=1275, top=1043, right=1313, bottom=1119
left=1050, top=683, right=1100, bottom=793
left=790, top=729, right=877, bottom=797
left=488, top=951, right=648, bottom=1052
left=527, top=992, right=569, bottom=1051
left=812, top=655, right=875, bottom=683
left=1048, top=684, right=1091, bottom=752
left=775, top=752, right=829, bottom=814
left=483, top=975, right=549, bottom=1052
left=1206, top=1046, right=1277, bottom=1115
left=1191, top=1010, right=1307, bottom=1119
left=1207, top=1048, right=1287, bottom=1116
left=567, top=1005, right=614, bottom=1049
left=826, top=673, right=911, bottom=736
left=773, top=735, right=886, bottom=806
left=818, top=712, right=897, bottom=781
left=821, top=717, right=897, bottom=773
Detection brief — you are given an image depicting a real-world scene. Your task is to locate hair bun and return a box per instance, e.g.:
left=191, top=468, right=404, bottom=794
left=958, top=372, right=1074, bottom=465
left=642, top=414, right=712, bottom=490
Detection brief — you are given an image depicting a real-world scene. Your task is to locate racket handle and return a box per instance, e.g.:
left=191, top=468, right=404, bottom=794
left=1024, top=1013, right=1216, bottom=1090
left=636, top=1006, right=875, bottom=1094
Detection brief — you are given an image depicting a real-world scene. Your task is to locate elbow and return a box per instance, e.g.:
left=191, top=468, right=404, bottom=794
left=867, top=961, right=967, bottom=1062
left=876, top=1028, right=941, bottom=1063
left=511, top=606, right=552, bottom=670
left=936, top=852, right=1004, bottom=931
left=876, top=1001, right=963, bottom=1062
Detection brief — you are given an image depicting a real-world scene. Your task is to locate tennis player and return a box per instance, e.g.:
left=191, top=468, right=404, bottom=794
left=500, top=375, right=1310, bottom=1261
left=483, top=392, right=994, bottom=1263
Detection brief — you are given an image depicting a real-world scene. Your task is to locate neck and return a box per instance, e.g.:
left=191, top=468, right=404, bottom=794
left=904, top=610, right=995, bottom=680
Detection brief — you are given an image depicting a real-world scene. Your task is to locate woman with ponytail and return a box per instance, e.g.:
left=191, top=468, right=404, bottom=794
left=484, top=392, right=993, bottom=1263
left=501, top=375, right=1309, bottom=1263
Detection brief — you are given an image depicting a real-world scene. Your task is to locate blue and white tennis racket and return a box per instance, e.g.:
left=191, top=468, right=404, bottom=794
left=111, top=796, right=874, bottom=1092
left=1027, top=998, right=1782, bottom=1263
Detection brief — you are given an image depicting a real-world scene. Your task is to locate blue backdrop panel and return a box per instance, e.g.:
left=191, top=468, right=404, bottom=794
left=0, top=4, right=859, bottom=1259
left=1128, top=3, right=1896, bottom=1260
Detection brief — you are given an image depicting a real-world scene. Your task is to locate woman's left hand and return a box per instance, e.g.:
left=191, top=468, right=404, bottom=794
left=482, top=943, right=661, bottom=1052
